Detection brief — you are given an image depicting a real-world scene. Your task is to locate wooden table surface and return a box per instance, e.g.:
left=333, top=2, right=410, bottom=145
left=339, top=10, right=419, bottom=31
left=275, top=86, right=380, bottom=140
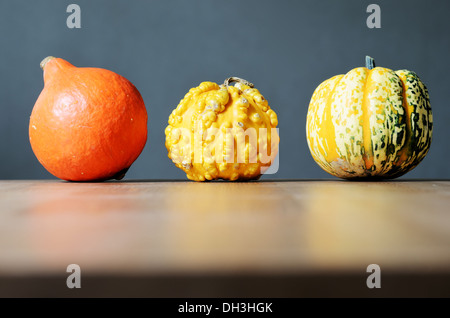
left=0, top=180, right=449, bottom=297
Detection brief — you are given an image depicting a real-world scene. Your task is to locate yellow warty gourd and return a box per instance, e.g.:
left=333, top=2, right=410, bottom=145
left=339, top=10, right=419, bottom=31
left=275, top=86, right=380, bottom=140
left=165, top=77, right=279, bottom=181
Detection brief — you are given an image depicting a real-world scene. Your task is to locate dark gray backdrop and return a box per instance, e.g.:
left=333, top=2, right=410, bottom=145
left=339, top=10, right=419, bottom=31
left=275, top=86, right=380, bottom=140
left=0, top=0, right=448, bottom=180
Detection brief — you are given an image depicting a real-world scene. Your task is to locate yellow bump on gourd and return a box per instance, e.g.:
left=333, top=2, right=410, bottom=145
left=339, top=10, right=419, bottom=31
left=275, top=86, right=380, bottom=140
left=306, top=56, right=433, bottom=179
left=165, top=77, right=280, bottom=181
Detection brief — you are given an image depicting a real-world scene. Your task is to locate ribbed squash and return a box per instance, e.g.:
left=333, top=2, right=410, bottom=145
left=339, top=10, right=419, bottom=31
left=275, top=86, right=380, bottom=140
left=306, top=56, right=433, bottom=179
left=165, top=77, right=279, bottom=181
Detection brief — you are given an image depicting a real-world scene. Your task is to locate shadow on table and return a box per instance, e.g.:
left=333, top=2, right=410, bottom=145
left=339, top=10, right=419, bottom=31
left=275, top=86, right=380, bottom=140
left=108, top=178, right=450, bottom=183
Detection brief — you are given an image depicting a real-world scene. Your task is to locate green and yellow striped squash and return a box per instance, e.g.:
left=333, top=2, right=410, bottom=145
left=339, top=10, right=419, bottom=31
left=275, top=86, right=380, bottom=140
left=306, top=56, right=433, bottom=179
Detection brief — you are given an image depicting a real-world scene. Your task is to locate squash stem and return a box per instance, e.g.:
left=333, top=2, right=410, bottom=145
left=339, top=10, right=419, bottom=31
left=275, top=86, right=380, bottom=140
left=223, top=77, right=254, bottom=88
left=40, top=56, right=56, bottom=70
left=365, top=56, right=376, bottom=70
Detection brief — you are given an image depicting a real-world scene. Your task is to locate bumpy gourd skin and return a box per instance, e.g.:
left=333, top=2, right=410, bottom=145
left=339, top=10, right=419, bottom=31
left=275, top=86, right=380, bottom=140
left=306, top=65, right=433, bottom=179
left=165, top=80, right=279, bottom=181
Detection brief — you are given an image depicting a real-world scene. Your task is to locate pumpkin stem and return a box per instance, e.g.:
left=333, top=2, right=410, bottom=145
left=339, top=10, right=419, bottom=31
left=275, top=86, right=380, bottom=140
left=223, top=77, right=254, bottom=88
left=365, top=56, right=376, bottom=70
left=40, top=56, right=56, bottom=70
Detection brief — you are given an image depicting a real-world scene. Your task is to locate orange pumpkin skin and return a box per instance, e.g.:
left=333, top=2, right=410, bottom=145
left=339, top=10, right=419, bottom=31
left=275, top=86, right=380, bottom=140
left=29, top=57, right=148, bottom=181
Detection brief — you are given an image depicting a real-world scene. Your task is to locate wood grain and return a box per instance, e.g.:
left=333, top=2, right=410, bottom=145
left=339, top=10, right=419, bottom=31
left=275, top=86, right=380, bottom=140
left=0, top=180, right=449, bottom=297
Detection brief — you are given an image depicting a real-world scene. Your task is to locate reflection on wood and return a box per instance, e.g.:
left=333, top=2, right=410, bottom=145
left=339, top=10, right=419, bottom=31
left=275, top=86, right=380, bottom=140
left=0, top=180, right=449, bottom=276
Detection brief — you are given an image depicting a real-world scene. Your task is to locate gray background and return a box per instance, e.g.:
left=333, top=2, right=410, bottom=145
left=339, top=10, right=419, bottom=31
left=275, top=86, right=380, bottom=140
left=0, top=0, right=448, bottom=180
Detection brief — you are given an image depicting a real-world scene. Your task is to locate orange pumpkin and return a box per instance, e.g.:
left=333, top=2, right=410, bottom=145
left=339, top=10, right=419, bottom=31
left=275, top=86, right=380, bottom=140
left=29, top=57, right=148, bottom=181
